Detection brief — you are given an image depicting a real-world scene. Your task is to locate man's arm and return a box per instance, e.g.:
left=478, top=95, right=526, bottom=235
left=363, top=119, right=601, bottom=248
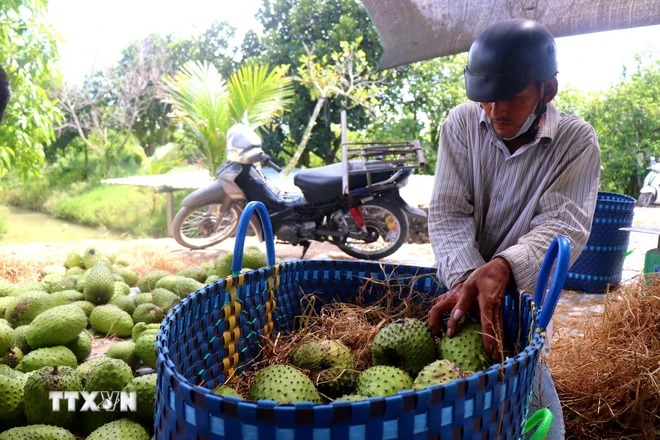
left=495, top=125, right=601, bottom=291
left=428, top=108, right=486, bottom=289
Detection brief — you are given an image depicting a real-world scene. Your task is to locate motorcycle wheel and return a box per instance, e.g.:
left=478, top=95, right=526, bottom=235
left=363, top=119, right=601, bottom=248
left=638, top=193, right=653, bottom=207
left=171, top=203, right=240, bottom=250
left=334, top=200, right=409, bottom=260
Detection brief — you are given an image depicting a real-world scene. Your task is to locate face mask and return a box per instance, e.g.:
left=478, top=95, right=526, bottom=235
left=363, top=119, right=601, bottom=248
left=501, top=83, right=545, bottom=141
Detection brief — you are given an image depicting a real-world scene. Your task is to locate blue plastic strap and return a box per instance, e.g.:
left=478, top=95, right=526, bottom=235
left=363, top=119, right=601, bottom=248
left=231, top=201, right=276, bottom=274
left=533, top=236, right=571, bottom=330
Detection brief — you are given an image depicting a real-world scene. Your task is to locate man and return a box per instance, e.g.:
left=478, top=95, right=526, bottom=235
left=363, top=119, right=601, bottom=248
left=427, top=19, right=601, bottom=438
left=0, top=65, right=9, bottom=122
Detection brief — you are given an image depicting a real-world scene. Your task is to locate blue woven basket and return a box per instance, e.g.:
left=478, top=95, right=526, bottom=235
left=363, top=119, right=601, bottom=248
left=564, top=191, right=636, bottom=293
left=155, top=202, right=570, bottom=440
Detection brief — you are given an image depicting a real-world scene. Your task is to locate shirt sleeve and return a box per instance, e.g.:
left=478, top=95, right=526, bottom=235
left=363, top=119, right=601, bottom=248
left=495, top=124, right=601, bottom=291
left=428, top=108, right=486, bottom=289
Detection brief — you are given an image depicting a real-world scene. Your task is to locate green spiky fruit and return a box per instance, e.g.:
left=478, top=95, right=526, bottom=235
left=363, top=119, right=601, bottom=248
left=132, top=303, right=164, bottom=324
left=113, top=266, right=138, bottom=287
left=0, top=363, right=23, bottom=379
left=5, top=292, right=52, bottom=327
left=86, top=418, right=150, bottom=440
left=11, top=325, right=30, bottom=355
left=73, top=300, right=95, bottom=317
left=26, top=304, right=88, bottom=349
left=23, top=366, right=83, bottom=429
left=356, top=366, right=413, bottom=397
left=76, top=356, right=115, bottom=386
left=334, top=394, right=368, bottom=402
left=0, top=322, right=13, bottom=353
left=0, top=280, right=16, bottom=297
left=289, top=339, right=356, bottom=398
left=49, top=290, right=84, bottom=307
left=0, top=346, right=24, bottom=368
left=137, top=270, right=171, bottom=293
left=82, top=248, right=112, bottom=270
left=108, top=295, right=137, bottom=315
left=0, top=369, right=27, bottom=427
left=42, top=274, right=77, bottom=293
left=176, top=265, right=208, bottom=283
left=0, top=424, right=75, bottom=440
left=214, top=252, right=234, bottom=277
left=134, top=332, right=158, bottom=369
left=438, top=322, right=493, bottom=372
left=65, top=331, right=93, bottom=363
left=106, top=341, right=140, bottom=370
left=122, top=373, right=157, bottom=424
left=413, top=359, right=462, bottom=390
left=248, top=364, right=321, bottom=403
left=41, top=264, right=67, bottom=277
left=16, top=346, right=78, bottom=373
left=242, top=246, right=268, bottom=269
left=65, top=250, right=85, bottom=269
left=133, top=293, right=153, bottom=305
left=150, top=288, right=180, bottom=312
left=131, top=322, right=160, bottom=341
left=89, top=304, right=134, bottom=338
left=83, top=264, right=116, bottom=305
left=212, top=384, right=243, bottom=399
left=113, top=281, right=131, bottom=297
left=371, top=318, right=437, bottom=378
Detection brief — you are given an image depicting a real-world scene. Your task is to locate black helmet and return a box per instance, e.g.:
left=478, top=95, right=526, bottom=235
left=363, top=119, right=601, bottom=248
left=464, top=19, right=557, bottom=103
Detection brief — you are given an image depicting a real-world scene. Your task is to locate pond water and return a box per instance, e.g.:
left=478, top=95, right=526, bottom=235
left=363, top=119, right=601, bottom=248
left=0, top=205, right=124, bottom=246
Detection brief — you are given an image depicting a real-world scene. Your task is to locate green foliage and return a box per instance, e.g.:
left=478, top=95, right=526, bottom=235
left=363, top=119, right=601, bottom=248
left=159, top=61, right=293, bottom=173
left=0, top=0, right=63, bottom=178
left=584, top=55, right=660, bottom=195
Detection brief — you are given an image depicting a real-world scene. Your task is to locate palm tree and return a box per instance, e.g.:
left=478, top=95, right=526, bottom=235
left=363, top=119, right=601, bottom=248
left=159, top=61, right=293, bottom=174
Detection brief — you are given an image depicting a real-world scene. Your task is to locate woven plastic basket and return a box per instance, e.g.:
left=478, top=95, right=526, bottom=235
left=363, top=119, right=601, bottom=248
left=155, top=201, right=570, bottom=440
left=564, top=191, right=636, bottom=293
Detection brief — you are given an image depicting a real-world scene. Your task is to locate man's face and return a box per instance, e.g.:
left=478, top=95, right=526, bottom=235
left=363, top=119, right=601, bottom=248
left=480, top=82, right=541, bottom=139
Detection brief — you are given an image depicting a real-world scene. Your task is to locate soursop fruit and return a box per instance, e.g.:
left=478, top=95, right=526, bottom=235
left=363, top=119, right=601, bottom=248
left=137, top=270, right=171, bottom=293
left=214, top=252, right=234, bottom=278
left=49, top=290, right=84, bottom=307
left=0, top=370, right=27, bottom=427
left=16, top=346, right=78, bottom=373
left=23, top=365, right=83, bottom=429
left=25, top=304, right=88, bottom=349
left=86, top=418, right=150, bottom=440
left=0, top=425, right=76, bottom=440
left=289, top=339, right=356, bottom=398
left=10, top=325, right=30, bottom=354
left=176, top=265, right=208, bottom=283
left=0, top=346, right=24, bottom=368
left=106, top=341, right=140, bottom=370
left=0, top=322, right=12, bottom=353
left=109, top=295, right=137, bottom=314
left=113, top=281, right=131, bottom=297
left=133, top=292, right=153, bottom=305
left=413, top=359, right=462, bottom=390
left=77, top=356, right=115, bottom=386
left=439, top=322, right=493, bottom=372
left=131, top=322, right=160, bottom=341
left=134, top=331, right=158, bottom=369
left=371, top=318, right=437, bottom=378
left=64, top=331, right=93, bottom=363
left=73, top=300, right=95, bottom=317
left=5, top=292, right=52, bottom=327
left=122, top=373, right=157, bottom=424
left=83, top=264, right=116, bottom=305
left=150, top=288, right=179, bottom=312
left=40, top=265, right=67, bottom=277
left=334, top=394, right=368, bottom=402
left=113, top=266, right=138, bottom=287
left=248, top=364, right=322, bottom=403
left=64, top=250, right=85, bottom=269
left=82, top=247, right=112, bottom=269
left=89, top=304, right=134, bottom=337
left=212, top=384, right=243, bottom=399
left=356, top=365, right=413, bottom=397
left=132, top=303, right=164, bottom=324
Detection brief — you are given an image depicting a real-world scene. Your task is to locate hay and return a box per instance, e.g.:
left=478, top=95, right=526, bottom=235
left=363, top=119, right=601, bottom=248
left=549, top=275, right=660, bottom=439
left=223, top=269, right=437, bottom=400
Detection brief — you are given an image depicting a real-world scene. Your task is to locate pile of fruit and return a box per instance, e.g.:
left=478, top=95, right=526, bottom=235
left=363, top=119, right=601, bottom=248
left=221, top=316, right=493, bottom=404
left=0, top=245, right=268, bottom=439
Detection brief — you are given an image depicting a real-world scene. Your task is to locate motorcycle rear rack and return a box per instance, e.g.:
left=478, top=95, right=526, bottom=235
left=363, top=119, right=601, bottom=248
left=341, top=140, right=425, bottom=191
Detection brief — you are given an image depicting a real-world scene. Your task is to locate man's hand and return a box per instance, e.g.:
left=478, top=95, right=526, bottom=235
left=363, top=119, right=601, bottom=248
left=428, top=257, right=512, bottom=362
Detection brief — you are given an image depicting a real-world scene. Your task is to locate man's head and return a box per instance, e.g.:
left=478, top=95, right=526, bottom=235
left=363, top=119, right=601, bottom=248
left=0, top=66, right=10, bottom=122
left=464, top=19, right=559, bottom=140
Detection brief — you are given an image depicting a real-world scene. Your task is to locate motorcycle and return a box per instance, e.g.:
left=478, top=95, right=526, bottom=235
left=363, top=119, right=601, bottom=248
left=171, top=121, right=427, bottom=260
left=638, top=156, right=660, bottom=207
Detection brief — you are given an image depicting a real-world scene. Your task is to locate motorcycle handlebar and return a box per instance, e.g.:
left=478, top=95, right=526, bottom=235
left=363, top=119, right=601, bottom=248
left=259, top=153, right=282, bottom=172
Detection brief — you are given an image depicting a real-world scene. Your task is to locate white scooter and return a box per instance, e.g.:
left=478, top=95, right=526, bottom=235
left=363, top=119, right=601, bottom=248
left=638, top=156, right=660, bottom=207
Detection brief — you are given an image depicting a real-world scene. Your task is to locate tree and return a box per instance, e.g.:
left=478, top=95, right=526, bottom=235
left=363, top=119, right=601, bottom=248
left=158, top=61, right=294, bottom=174
left=245, top=0, right=381, bottom=166
left=585, top=55, right=660, bottom=195
left=0, top=0, right=62, bottom=178
left=282, top=39, right=387, bottom=176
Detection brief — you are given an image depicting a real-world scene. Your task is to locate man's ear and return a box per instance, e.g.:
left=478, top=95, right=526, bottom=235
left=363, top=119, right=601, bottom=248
left=543, top=77, right=558, bottom=103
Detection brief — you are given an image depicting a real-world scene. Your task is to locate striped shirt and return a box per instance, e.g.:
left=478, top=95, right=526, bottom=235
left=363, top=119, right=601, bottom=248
left=428, top=101, right=601, bottom=291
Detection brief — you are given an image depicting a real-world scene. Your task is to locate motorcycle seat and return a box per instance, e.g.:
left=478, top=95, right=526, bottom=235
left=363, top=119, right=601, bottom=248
left=294, top=161, right=408, bottom=204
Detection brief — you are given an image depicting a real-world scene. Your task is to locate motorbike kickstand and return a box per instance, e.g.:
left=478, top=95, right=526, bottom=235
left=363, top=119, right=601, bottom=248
left=300, top=241, right=311, bottom=259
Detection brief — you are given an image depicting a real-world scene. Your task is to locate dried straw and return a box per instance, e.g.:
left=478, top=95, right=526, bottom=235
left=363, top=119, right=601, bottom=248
left=549, top=275, right=660, bottom=439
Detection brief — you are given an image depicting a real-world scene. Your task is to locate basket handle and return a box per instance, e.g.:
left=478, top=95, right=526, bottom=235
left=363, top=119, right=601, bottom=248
left=533, top=236, right=571, bottom=330
left=231, top=201, right=276, bottom=274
